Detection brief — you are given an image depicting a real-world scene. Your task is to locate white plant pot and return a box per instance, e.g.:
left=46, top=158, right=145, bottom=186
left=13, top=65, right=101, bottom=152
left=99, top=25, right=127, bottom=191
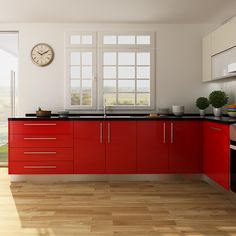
left=213, top=107, right=222, bottom=117
left=199, top=109, right=205, bottom=116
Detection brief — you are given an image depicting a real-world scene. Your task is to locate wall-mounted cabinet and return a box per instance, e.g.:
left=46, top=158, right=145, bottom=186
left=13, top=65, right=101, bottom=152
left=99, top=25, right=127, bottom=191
left=202, top=34, right=212, bottom=82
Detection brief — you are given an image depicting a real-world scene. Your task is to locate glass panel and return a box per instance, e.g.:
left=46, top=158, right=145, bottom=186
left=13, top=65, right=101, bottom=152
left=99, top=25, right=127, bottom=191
left=82, top=66, right=92, bottom=79
left=71, top=66, right=80, bottom=78
left=137, top=80, right=150, bottom=92
left=70, top=52, right=80, bottom=65
left=103, top=36, right=117, bottom=44
left=81, top=35, right=93, bottom=44
left=118, top=80, right=135, bottom=92
left=118, top=93, right=135, bottom=105
left=137, top=53, right=150, bottom=65
left=118, top=66, right=135, bottom=78
left=82, top=52, right=92, bottom=65
left=104, top=93, right=116, bottom=105
left=137, top=93, right=150, bottom=106
left=118, top=53, right=135, bottom=65
left=104, top=52, right=116, bottom=65
left=103, top=80, right=116, bottom=93
left=82, top=80, right=92, bottom=105
left=71, top=80, right=80, bottom=105
left=118, top=36, right=135, bottom=44
left=70, top=35, right=81, bottom=44
left=137, top=66, right=150, bottom=79
left=104, top=66, right=116, bottom=79
left=137, top=36, right=150, bottom=44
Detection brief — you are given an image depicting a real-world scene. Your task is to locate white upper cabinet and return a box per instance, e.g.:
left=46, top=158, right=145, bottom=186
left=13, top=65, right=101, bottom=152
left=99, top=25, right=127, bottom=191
left=202, top=34, right=212, bottom=82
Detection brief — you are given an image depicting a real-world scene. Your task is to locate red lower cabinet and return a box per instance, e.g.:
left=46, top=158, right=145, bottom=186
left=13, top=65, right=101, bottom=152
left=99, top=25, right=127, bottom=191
left=203, top=121, right=229, bottom=190
left=137, top=121, right=169, bottom=173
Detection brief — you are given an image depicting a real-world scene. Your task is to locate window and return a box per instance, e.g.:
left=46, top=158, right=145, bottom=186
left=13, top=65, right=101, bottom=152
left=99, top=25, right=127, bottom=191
left=65, top=32, right=155, bottom=110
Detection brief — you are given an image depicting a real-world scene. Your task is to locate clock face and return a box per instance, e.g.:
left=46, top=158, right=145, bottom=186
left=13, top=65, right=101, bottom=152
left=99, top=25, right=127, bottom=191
left=31, top=43, right=54, bottom=67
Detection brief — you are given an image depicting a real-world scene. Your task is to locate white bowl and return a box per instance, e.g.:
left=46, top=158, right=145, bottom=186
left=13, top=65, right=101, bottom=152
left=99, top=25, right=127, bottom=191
left=172, top=105, right=184, bottom=112
left=228, top=111, right=236, bottom=118
left=173, top=111, right=184, bottom=117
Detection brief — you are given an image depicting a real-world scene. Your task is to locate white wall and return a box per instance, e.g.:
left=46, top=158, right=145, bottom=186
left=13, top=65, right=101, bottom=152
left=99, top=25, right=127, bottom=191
left=0, top=23, right=220, bottom=115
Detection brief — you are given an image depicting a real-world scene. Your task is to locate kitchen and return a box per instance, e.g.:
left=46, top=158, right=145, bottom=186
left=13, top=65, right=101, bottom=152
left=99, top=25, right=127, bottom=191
left=1, top=0, right=236, bottom=235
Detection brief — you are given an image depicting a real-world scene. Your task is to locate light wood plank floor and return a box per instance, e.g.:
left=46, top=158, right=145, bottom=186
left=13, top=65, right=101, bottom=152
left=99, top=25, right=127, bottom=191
left=1, top=168, right=236, bottom=236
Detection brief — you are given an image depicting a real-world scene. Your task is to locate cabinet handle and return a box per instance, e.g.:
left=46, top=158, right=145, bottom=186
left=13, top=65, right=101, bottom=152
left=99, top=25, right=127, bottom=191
left=210, top=126, right=222, bottom=131
left=163, top=122, right=166, bottom=144
left=100, top=122, right=103, bottom=144
left=171, top=122, right=174, bottom=144
left=24, top=123, right=57, bottom=126
left=23, top=166, right=57, bottom=169
left=108, top=123, right=111, bottom=144
left=24, top=152, right=57, bottom=155
left=24, top=137, right=57, bottom=140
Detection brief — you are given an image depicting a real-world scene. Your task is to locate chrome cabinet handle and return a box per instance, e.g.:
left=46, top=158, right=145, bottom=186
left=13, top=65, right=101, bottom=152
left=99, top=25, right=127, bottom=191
left=210, top=126, right=222, bottom=131
left=24, top=137, right=57, bottom=140
left=163, top=122, right=166, bottom=144
left=24, top=123, right=57, bottom=126
left=24, top=152, right=57, bottom=155
left=108, top=123, right=111, bottom=144
left=100, top=122, right=103, bottom=144
left=171, top=122, right=174, bottom=144
left=23, top=166, right=57, bottom=169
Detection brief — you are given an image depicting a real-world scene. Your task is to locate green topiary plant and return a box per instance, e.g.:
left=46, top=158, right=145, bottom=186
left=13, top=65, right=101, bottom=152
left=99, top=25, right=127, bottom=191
left=196, top=97, right=209, bottom=110
left=209, top=90, right=229, bottom=108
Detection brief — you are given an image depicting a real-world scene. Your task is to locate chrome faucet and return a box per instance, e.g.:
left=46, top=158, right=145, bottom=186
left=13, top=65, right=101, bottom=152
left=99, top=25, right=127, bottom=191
left=104, top=98, right=107, bottom=117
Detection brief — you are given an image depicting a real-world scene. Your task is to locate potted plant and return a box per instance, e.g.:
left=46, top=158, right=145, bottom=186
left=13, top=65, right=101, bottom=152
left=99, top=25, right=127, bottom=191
left=209, top=90, right=229, bottom=117
left=195, top=97, right=209, bottom=116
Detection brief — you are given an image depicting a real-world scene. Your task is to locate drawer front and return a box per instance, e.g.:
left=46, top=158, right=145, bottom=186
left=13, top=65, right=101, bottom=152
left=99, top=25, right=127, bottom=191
left=9, top=161, right=74, bottom=174
left=10, top=134, right=73, bottom=147
left=10, top=148, right=73, bottom=162
left=9, top=121, right=73, bottom=135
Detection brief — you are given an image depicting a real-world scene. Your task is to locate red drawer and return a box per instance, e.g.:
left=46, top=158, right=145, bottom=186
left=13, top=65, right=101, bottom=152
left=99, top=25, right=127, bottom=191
left=10, top=134, right=73, bottom=147
left=10, top=148, right=73, bottom=162
left=9, top=161, right=74, bottom=174
left=9, top=121, right=73, bottom=135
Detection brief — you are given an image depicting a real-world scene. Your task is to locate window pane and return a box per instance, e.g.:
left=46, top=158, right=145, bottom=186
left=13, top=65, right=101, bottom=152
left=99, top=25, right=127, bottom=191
left=70, top=52, right=80, bottom=65
left=137, top=53, right=150, bottom=65
left=118, top=36, right=135, bottom=44
left=82, top=66, right=92, bottom=79
left=81, top=35, right=92, bottom=44
left=104, top=93, right=116, bottom=105
left=118, top=80, right=135, bottom=92
left=137, top=36, right=150, bottom=44
left=137, top=66, right=150, bottom=79
left=104, top=36, right=117, bottom=44
left=82, top=80, right=92, bottom=105
left=104, top=80, right=116, bottom=93
left=118, top=66, right=135, bottom=78
left=118, top=93, right=135, bottom=105
left=104, top=52, right=116, bottom=65
left=71, top=66, right=80, bottom=79
left=137, top=93, right=150, bottom=105
left=118, top=53, right=135, bottom=65
left=70, top=35, right=80, bottom=44
left=71, top=80, right=80, bottom=105
left=104, top=66, right=116, bottom=79
left=137, top=80, right=150, bottom=92
left=82, top=52, right=92, bottom=65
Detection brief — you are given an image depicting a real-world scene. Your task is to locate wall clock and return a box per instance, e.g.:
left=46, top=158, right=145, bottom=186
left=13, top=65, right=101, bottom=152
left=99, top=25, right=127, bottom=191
left=31, top=43, right=54, bottom=67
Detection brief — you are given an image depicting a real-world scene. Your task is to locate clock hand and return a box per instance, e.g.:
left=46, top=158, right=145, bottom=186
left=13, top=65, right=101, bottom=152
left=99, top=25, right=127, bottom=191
left=36, top=51, right=43, bottom=55
left=42, top=50, right=49, bottom=55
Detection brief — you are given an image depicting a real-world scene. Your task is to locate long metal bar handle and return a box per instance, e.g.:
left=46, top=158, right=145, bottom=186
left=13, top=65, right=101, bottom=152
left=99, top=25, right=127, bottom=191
left=163, top=122, right=166, bottom=143
left=100, top=122, right=103, bottom=144
left=210, top=126, right=222, bottom=132
left=24, top=137, right=57, bottom=140
left=24, top=152, right=57, bottom=155
left=24, top=123, right=57, bottom=126
left=23, top=166, right=57, bottom=169
left=108, top=123, right=111, bottom=144
left=171, top=122, right=174, bottom=144
left=10, top=70, right=16, bottom=118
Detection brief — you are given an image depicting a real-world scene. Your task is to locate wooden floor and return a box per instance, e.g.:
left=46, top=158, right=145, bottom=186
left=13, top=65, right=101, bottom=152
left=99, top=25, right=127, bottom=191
left=1, top=169, right=236, bottom=236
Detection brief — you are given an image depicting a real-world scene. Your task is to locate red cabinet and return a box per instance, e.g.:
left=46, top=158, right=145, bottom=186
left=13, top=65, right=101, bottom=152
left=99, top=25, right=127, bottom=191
left=169, top=121, right=202, bottom=173
left=137, top=121, right=169, bottom=173
left=203, top=121, right=229, bottom=190
left=74, top=121, right=106, bottom=174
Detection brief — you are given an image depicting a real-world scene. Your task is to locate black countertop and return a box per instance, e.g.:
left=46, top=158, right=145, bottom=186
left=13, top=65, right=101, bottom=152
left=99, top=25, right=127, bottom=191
left=8, top=114, right=236, bottom=124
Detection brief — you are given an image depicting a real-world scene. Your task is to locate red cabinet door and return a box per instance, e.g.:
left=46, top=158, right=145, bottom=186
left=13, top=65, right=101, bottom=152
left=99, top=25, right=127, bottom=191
left=74, top=121, right=106, bottom=174
left=203, top=121, right=229, bottom=190
left=169, top=121, right=202, bottom=173
left=137, top=121, right=169, bottom=173
left=105, top=121, right=137, bottom=174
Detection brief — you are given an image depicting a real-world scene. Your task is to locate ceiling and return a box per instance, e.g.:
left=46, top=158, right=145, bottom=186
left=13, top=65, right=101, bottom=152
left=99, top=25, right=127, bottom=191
left=0, top=0, right=235, bottom=24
